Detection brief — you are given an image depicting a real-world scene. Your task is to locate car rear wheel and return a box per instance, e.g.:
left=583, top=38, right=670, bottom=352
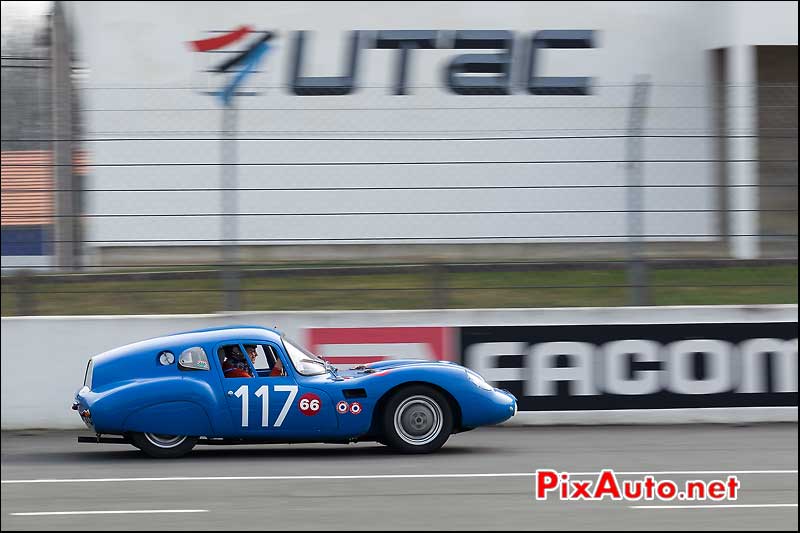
left=382, top=385, right=453, bottom=453
left=129, top=432, right=197, bottom=458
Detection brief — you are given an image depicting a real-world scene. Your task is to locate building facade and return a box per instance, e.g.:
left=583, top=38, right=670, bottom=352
left=3, top=2, right=797, bottom=268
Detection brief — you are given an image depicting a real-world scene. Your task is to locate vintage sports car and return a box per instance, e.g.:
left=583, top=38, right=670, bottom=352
left=73, top=326, right=517, bottom=457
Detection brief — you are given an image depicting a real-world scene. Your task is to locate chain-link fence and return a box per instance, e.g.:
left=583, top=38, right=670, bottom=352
left=2, top=23, right=797, bottom=315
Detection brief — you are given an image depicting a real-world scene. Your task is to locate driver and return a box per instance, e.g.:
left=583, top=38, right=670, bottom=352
left=222, top=346, right=252, bottom=378
left=244, top=344, right=259, bottom=366
left=269, top=354, right=286, bottom=377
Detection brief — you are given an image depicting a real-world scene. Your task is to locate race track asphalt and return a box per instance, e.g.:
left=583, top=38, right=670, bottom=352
left=2, top=424, right=797, bottom=531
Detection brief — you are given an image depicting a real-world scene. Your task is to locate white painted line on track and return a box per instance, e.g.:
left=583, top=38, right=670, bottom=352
left=630, top=504, right=798, bottom=510
left=10, top=510, right=209, bottom=516
left=2, top=470, right=797, bottom=484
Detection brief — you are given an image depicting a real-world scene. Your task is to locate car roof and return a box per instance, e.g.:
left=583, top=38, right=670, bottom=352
left=156, top=325, right=284, bottom=345
left=94, top=325, right=285, bottom=362
left=165, top=324, right=283, bottom=339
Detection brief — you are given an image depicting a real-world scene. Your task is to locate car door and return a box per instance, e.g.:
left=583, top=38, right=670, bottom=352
left=215, top=340, right=337, bottom=438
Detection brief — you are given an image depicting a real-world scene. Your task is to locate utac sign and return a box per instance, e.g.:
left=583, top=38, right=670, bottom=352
left=199, top=29, right=597, bottom=96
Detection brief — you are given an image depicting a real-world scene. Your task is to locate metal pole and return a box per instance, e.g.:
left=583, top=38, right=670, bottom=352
left=221, top=103, right=240, bottom=311
left=51, top=1, right=76, bottom=271
left=14, top=271, right=35, bottom=316
left=429, top=263, right=448, bottom=309
left=726, top=46, right=759, bottom=259
left=625, top=76, right=651, bottom=306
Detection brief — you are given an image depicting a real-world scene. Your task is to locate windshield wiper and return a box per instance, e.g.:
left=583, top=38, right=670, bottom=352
left=298, top=357, right=326, bottom=367
left=298, top=356, right=340, bottom=379
left=328, top=360, right=340, bottom=378
left=319, top=357, right=340, bottom=378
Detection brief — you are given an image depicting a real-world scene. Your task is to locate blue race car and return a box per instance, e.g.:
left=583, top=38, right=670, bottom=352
left=73, top=325, right=517, bottom=457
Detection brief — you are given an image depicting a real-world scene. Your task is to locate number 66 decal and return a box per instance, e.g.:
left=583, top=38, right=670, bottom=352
left=233, top=384, right=298, bottom=428
left=298, top=393, right=322, bottom=416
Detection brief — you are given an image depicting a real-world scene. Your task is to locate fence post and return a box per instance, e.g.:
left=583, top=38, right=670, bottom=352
left=429, top=263, right=448, bottom=309
left=14, top=270, right=36, bottom=316
left=625, top=76, right=651, bottom=306
left=51, top=1, right=78, bottom=272
left=220, top=102, right=241, bottom=311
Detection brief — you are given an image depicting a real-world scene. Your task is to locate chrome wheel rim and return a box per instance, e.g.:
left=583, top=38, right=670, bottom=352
left=143, top=433, right=187, bottom=449
left=393, top=395, right=443, bottom=446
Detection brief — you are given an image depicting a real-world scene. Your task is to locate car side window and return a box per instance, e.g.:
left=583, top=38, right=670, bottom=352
left=245, top=343, right=287, bottom=377
left=244, top=344, right=268, bottom=371
left=217, top=343, right=254, bottom=378
left=178, top=347, right=210, bottom=371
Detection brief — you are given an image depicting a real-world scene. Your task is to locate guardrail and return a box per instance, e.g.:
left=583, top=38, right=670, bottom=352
left=3, top=258, right=797, bottom=316
left=1, top=305, right=796, bottom=429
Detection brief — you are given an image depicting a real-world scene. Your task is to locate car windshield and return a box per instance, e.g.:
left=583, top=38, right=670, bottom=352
left=282, top=336, right=328, bottom=376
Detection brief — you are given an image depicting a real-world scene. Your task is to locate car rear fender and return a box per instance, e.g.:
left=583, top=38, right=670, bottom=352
left=85, top=377, right=220, bottom=435
left=122, top=401, right=213, bottom=436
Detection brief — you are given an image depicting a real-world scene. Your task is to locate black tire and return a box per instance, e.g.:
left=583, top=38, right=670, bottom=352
left=381, top=385, right=453, bottom=454
left=129, top=432, right=197, bottom=458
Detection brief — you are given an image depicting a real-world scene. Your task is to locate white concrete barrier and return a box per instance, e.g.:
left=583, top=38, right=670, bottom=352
left=1, top=305, right=796, bottom=429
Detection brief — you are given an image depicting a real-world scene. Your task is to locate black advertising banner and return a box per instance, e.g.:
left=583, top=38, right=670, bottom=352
left=460, top=322, right=798, bottom=411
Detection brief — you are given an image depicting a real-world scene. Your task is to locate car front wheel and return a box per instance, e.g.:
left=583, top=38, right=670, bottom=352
left=382, top=385, right=453, bottom=453
left=129, top=432, right=197, bottom=458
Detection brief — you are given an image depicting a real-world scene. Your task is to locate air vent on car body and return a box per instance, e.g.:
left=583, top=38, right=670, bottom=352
left=343, top=388, right=367, bottom=399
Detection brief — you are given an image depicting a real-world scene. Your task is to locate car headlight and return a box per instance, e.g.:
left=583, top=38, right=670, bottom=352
left=466, top=370, right=494, bottom=391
